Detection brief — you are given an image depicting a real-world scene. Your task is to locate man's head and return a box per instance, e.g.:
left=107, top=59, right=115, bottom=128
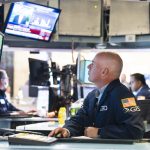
left=130, top=73, right=146, bottom=92
left=0, top=70, right=9, bottom=91
left=88, top=51, right=123, bottom=88
left=120, top=73, right=127, bottom=83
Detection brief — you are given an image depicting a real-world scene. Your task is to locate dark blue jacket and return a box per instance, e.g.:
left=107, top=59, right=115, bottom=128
left=0, top=90, right=19, bottom=115
left=136, top=85, right=150, bottom=99
left=64, top=79, right=144, bottom=139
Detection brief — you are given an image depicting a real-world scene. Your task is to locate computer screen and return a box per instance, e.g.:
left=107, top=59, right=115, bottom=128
left=0, top=32, right=4, bottom=62
left=4, top=1, right=61, bottom=42
left=28, top=58, right=50, bottom=86
left=78, top=60, right=92, bottom=84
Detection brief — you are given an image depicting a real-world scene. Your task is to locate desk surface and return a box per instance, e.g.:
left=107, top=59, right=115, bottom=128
left=0, top=117, right=58, bottom=122
left=16, top=121, right=58, bottom=131
left=0, top=140, right=150, bottom=150
left=0, top=117, right=58, bottom=129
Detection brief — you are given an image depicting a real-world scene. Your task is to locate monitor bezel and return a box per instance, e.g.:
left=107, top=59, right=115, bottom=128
left=0, top=31, right=4, bottom=62
left=4, top=1, right=61, bottom=42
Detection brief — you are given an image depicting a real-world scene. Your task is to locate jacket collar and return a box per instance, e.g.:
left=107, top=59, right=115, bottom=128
left=98, top=79, right=120, bottom=106
left=0, top=89, right=6, bottom=97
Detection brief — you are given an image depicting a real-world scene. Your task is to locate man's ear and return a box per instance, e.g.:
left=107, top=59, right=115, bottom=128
left=137, top=80, right=142, bottom=87
left=102, top=68, right=109, bottom=76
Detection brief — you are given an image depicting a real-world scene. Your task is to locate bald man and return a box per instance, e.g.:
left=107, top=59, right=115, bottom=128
left=49, top=52, right=144, bottom=139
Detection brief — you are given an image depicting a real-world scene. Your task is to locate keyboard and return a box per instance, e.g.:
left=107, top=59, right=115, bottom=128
left=8, top=133, right=57, bottom=146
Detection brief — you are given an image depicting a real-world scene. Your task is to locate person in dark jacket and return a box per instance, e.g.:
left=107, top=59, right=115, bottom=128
left=49, top=52, right=144, bottom=139
left=0, top=69, right=30, bottom=116
left=130, top=73, right=150, bottom=100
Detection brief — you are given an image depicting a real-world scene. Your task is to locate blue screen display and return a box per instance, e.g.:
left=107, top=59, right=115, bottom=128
left=4, top=1, right=61, bottom=42
left=79, top=60, right=92, bottom=84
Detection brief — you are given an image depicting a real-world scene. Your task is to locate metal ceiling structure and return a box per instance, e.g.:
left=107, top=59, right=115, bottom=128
left=0, top=0, right=23, bottom=3
left=2, top=0, right=103, bottom=49
left=1, top=0, right=150, bottom=49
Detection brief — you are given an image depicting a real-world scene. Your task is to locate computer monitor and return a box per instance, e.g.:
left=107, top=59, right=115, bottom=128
left=28, top=58, right=50, bottom=86
left=4, top=1, right=61, bottom=42
left=0, top=32, right=4, bottom=62
left=78, top=60, right=92, bottom=84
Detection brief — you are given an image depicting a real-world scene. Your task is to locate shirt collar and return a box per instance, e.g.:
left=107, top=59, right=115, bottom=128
left=96, top=84, right=109, bottom=99
left=135, top=86, right=143, bottom=95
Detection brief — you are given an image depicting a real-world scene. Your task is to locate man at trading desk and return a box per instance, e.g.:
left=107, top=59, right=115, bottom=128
left=49, top=52, right=144, bottom=139
left=0, top=69, right=33, bottom=116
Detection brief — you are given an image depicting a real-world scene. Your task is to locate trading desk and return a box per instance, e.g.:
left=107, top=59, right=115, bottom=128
left=0, top=139, right=150, bottom=150
left=16, top=121, right=58, bottom=131
left=16, top=121, right=58, bottom=135
left=17, top=121, right=150, bottom=131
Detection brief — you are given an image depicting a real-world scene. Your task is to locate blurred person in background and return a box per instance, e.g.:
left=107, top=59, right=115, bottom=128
left=130, top=73, right=150, bottom=100
left=0, top=69, right=35, bottom=116
left=120, top=73, right=130, bottom=89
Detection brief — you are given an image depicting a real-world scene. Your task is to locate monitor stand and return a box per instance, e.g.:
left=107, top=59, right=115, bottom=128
left=36, top=86, right=49, bottom=117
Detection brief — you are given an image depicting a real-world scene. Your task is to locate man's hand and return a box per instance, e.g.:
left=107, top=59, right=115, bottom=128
left=26, top=110, right=38, bottom=116
left=84, top=127, right=99, bottom=138
left=10, top=111, right=26, bottom=116
left=48, top=127, right=70, bottom=138
left=26, top=109, right=37, bottom=114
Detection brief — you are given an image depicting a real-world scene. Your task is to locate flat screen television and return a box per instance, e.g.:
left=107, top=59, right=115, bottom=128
left=29, top=58, right=50, bottom=86
left=0, top=32, right=4, bottom=62
left=4, top=1, right=61, bottom=41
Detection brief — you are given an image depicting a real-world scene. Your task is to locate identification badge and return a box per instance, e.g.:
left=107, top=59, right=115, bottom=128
left=0, top=99, right=6, bottom=104
left=100, top=105, right=108, bottom=111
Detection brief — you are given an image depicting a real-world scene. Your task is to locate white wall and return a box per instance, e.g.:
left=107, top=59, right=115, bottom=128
left=80, top=49, right=150, bottom=83
left=3, top=47, right=150, bottom=97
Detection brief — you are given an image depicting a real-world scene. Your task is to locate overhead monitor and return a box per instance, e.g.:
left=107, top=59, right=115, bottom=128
left=4, top=1, right=61, bottom=41
left=0, top=32, right=4, bottom=62
left=59, top=0, right=101, bottom=36
left=109, top=0, right=149, bottom=36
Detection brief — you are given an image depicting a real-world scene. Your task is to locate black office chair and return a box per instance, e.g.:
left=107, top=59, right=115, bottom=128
left=137, top=100, right=150, bottom=138
left=137, top=99, right=150, bottom=122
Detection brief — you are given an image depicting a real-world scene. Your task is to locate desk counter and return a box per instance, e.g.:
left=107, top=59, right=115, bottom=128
left=16, top=121, right=58, bottom=131
left=0, top=140, right=150, bottom=150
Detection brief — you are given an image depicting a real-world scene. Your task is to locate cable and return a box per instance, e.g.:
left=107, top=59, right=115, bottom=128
left=71, top=40, right=75, bottom=63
